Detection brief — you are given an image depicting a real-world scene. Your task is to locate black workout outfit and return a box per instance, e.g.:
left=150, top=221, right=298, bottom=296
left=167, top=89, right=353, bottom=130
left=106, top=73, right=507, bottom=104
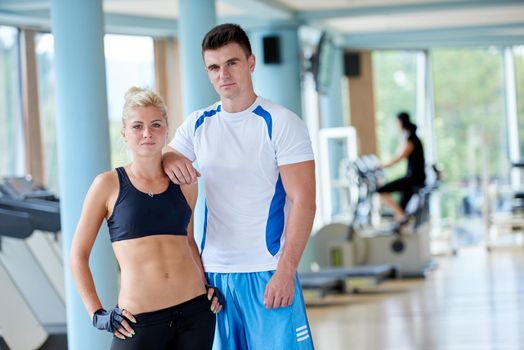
left=107, top=167, right=192, bottom=242
left=107, top=167, right=215, bottom=350
left=377, top=132, right=426, bottom=210
left=110, top=295, right=216, bottom=350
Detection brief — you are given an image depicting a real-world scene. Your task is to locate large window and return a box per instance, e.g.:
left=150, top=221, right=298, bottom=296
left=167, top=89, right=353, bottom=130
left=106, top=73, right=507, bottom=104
left=0, top=26, right=24, bottom=177
left=373, top=51, right=419, bottom=181
left=35, top=33, right=58, bottom=193
left=373, top=48, right=510, bottom=246
left=105, top=34, right=155, bottom=168
left=432, top=48, right=508, bottom=245
left=514, top=46, right=524, bottom=157
left=35, top=33, right=155, bottom=194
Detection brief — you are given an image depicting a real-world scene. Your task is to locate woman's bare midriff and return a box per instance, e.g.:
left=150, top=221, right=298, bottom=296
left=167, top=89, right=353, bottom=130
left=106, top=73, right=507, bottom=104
left=112, top=234, right=206, bottom=315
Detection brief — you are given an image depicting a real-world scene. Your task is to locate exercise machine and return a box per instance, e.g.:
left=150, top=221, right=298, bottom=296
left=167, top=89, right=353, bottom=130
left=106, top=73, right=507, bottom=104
left=0, top=177, right=66, bottom=350
left=353, top=158, right=438, bottom=276
left=300, top=222, right=398, bottom=300
left=299, top=150, right=398, bottom=301
left=307, top=155, right=438, bottom=284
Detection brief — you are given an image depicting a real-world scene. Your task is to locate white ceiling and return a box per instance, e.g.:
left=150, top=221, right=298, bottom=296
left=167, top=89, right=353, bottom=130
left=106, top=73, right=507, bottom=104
left=103, top=0, right=246, bottom=19
left=325, top=5, right=524, bottom=33
left=277, top=0, right=458, bottom=11
left=0, top=0, right=523, bottom=48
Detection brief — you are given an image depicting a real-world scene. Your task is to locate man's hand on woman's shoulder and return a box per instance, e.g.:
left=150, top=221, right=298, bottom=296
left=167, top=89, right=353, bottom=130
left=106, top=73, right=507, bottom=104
left=162, top=148, right=201, bottom=185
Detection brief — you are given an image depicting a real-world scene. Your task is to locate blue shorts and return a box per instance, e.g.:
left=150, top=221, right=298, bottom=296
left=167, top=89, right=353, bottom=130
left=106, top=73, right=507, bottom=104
left=206, top=271, right=314, bottom=350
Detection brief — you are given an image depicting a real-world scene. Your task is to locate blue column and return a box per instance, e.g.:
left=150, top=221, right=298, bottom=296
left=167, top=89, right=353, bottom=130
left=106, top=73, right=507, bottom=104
left=178, top=0, right=216, bottom=247
left=179, top=0, right=217, bottom=115
left=50, top=1, right=117, bottom=349
left=249, top=26, right=302, bottom=116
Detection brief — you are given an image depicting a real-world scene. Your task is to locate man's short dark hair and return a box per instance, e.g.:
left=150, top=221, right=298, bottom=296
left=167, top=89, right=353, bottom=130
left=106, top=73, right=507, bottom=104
left=202, top=23, right=252, bottom=58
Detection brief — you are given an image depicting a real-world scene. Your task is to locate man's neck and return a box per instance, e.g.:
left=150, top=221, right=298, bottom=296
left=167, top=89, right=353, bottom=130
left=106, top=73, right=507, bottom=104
left=221, top=91, right=257, bottom=113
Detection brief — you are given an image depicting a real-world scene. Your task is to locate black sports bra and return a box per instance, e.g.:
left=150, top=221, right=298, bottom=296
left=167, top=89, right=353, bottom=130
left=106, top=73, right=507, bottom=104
left=106, top=167, right=192, bottom=242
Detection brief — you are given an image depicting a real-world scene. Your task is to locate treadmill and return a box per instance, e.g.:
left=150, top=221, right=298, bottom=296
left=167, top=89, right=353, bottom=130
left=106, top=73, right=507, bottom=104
left=0, top=176, right=60, bottom=233
left=0, top=177, right=66, bottom=350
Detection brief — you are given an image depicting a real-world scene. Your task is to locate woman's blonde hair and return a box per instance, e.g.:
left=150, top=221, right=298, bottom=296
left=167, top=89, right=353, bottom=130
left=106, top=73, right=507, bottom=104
left=122, top=87, right=168, bottom=128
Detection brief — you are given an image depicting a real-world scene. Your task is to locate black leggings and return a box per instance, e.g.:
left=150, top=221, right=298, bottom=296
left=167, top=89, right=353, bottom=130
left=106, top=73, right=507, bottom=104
left=377, top=177, right=423, bottom=210
left=111, top=294, right=215, bottom=350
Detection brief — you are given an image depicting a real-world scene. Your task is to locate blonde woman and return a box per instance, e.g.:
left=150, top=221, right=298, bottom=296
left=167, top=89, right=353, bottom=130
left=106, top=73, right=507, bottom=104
left=70, top=87, right=221, bottom=349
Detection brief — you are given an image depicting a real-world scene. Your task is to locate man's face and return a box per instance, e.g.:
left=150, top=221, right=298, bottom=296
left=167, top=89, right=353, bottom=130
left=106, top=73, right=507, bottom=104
left=203, top=42, right=255, bottom=100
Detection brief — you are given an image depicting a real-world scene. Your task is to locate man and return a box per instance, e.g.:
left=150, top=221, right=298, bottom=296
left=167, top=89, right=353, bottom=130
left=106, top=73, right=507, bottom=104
left=163, top=23, right=316, bottom=349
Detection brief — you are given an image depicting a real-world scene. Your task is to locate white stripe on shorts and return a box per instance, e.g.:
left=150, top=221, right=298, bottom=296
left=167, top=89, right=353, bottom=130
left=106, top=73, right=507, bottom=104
left=297, top=330, right=308, bottom=337
left=296, top=325, right=307, bottom=332
left=297, top=334, right=311, bottom=342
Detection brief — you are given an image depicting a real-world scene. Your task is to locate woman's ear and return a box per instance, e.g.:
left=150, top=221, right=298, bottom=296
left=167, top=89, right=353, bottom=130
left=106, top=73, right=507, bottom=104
left=121, top=128, right=126, bottom=141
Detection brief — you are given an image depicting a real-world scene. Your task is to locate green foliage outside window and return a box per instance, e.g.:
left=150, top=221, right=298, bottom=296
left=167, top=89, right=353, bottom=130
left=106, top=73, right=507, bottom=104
left=373, top=51, right=418, bottom=182
left=432, top=49, right=508, bottom=220
left=374, top=48, right=509, bottom=223
left=515, top=47, right=524, bottom=157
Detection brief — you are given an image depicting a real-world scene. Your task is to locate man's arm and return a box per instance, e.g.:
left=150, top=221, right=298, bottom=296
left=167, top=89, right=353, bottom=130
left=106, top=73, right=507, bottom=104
left=263, top=160, right=316, bottom=309
left=162, top=145, right=201, bottom=185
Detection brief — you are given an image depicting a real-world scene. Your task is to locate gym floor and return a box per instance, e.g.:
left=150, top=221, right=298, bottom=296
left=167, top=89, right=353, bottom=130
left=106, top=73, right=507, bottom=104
left=307, top=245, right=524, bottom=350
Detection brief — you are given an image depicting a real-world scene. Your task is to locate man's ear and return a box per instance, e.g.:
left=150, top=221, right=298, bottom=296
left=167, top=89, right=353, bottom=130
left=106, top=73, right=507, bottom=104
left=248, top=54, right=256, bottom=72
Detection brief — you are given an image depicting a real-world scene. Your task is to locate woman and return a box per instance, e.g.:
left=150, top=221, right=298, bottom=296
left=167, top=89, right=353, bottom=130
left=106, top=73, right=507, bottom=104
left=70, top=87, right=221, bottom=349
left=378, top=111, right=426, bottom=222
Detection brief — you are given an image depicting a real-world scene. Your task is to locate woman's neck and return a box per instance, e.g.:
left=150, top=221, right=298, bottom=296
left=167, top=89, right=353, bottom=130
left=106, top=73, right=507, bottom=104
left=129, top=156, right=164, bottom=180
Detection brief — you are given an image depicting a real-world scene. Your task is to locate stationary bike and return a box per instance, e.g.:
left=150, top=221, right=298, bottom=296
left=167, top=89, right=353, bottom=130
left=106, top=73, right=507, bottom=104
left=355, top=160, right=440, bottom=276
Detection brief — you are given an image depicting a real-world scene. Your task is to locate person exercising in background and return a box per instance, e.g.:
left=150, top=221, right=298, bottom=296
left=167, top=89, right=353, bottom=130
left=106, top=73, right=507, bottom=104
left=378, top=112, right=426, bottom=222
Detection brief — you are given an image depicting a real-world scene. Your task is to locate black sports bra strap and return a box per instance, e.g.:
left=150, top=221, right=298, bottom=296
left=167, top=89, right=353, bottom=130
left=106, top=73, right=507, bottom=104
left=115, top=167, right=132, bottom=186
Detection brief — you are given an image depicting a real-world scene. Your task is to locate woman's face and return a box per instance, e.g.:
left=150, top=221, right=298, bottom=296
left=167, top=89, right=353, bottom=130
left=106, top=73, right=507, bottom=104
left=122, top=106, right=167, bottom=157
left=397, top=118, right=403, bottom=131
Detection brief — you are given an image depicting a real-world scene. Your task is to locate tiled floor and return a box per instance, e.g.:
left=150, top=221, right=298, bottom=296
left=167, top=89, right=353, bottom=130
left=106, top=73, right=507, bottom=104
left=307, top=245, right=524, bottom=350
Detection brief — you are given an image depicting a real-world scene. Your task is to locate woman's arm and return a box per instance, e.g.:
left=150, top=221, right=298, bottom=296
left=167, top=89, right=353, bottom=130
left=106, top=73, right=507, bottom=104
left=70, top=172, right=136, bottom=339
left=382, top=140, right=414, bottom=168
left=69, top=172, right=113, bottom=317
left=179, top=183, right=205, bottom=283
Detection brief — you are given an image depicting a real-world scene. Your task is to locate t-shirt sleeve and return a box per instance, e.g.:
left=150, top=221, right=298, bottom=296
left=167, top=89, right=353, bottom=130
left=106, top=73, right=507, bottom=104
left=168, top=114, right=196, bottom=162
left=272, top=110, right=315, bottom=166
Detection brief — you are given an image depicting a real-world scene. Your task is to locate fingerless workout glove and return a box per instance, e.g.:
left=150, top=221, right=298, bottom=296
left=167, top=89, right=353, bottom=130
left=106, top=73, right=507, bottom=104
left=206, top=284, right=225, bottom=305
left=92, top=307, right=125, bottom=333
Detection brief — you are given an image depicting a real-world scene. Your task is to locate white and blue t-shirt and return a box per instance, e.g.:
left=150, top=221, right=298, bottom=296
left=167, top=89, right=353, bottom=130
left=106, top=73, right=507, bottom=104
left=169, top=96, right=314, bottom=273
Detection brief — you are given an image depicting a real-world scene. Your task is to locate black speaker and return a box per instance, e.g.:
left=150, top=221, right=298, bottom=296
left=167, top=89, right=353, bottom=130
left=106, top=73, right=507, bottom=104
left=344, top=52, right=360, bottom=77
left=263, top=35, right=281, bottom=64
